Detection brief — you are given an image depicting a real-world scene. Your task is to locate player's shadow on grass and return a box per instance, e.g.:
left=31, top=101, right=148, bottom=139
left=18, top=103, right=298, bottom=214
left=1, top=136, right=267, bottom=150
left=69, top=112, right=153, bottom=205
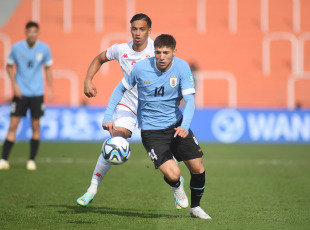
left=47, top=204, right=180, bottom=219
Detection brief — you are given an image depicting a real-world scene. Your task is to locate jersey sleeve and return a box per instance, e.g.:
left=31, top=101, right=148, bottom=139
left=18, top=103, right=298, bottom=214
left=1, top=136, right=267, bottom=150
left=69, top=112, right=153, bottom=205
left=180, top=61, right=196, bottom=96
left=7, top=45, right=16, bottom=65
left=181, top=94, right=195, bottom=132
left=105, top=43, right=120, bottom=61
left=43, top=45, right=53, bottom=66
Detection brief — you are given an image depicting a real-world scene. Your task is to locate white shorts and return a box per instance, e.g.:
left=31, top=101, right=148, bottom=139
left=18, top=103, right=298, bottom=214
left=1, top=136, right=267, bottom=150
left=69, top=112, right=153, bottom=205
left=113, top=104, right=137, bottom=133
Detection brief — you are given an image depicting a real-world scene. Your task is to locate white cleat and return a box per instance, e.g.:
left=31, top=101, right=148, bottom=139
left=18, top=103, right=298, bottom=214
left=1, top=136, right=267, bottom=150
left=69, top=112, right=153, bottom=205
left=190, top=206, right=212, bottom=219
left=171, top=176, right=188, bottom=209
left=27, top=160, right=37, bottom=170
left=0, top=159, right=10, bottom=170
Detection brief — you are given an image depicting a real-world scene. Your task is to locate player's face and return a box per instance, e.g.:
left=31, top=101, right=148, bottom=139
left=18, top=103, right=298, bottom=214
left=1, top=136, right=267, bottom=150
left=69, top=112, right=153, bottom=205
left=155, top=46, right=176, bottom=72
left=130, top=20, right=151, bottom=50
left=26, top=27, right=39, bottom=46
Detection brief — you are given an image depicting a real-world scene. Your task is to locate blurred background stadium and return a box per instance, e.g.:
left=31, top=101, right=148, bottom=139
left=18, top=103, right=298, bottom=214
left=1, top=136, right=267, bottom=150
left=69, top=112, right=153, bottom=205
left=0, top=0, right=309, bottom=143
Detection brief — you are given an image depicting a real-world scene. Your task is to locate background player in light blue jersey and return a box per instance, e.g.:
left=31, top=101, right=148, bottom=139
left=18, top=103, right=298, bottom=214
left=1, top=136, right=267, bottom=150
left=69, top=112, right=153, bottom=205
left=102, top=34, right=211, bottom=219
left=0, top=22, right=53, bottom=171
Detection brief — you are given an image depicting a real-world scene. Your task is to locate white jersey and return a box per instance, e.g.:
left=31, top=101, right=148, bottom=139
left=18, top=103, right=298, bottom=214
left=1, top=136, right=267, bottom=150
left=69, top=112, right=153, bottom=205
left=105, top=37, right=154, bottom=115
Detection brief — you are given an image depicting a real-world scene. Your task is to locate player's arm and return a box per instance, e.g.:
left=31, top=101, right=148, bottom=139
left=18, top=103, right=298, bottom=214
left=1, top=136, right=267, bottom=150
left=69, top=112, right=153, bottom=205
left=43, top=45, right=54, bottom=101
left=102, top=81, right=128, bottom=135
left=174, top=62, right=196, bottom=138
left=6, top=47, right=21, bottom=98
left=45, top=66, right=54, bottom=101
left=6, top=64, right=21, bottom=98
left=102, top=70, right=137, bottom=135
left=174, top=94, right=195, bottom=138
left=84, top=51, right=109, bottom=98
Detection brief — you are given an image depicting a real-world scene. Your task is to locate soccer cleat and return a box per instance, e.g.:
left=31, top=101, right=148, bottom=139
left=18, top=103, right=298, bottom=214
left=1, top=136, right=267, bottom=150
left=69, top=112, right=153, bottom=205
left=171, top=176, right=188, bottom=209
left=27, top=160, right=37, bottom=170
left=174, top=199, right=182, bottom=210
left=0, top=159, right=10, bottom=170
left=190, top=206, right=212, bottom=219
left=77, top=191, right=95, bottom=206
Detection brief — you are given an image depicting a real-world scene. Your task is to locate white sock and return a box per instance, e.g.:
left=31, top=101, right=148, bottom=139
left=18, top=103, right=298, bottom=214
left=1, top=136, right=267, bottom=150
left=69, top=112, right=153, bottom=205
left=87, top=154, right=112, bottom=194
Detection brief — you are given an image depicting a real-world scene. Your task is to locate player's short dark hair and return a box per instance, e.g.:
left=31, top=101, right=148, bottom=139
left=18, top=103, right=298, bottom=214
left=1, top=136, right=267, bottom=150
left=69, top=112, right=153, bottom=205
left=130, top=13, right=152, bottom=28
left=26, top=21, right=39, bottom=30
left=154, top=34, right=176, bottom=49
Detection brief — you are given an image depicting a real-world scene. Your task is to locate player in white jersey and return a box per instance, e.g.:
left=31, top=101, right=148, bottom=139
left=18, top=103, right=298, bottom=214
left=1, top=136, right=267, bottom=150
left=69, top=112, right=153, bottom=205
left=77, top=14, right=155, bottom=206
left=104, top=36, right=154, bottom=130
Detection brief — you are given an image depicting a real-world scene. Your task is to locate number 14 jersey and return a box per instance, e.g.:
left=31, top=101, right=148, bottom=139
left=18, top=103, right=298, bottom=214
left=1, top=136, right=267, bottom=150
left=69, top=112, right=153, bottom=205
left=121, top=56, right=196, bottom=131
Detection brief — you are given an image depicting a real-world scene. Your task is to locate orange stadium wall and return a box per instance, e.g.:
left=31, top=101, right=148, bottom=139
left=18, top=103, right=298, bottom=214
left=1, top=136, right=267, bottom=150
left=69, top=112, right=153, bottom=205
left=0, top=0, right=310, bottom=108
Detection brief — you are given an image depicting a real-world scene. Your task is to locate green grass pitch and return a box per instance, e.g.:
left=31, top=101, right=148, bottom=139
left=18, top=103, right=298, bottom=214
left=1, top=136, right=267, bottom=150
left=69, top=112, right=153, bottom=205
left=0, top=143, right=309, bottom=229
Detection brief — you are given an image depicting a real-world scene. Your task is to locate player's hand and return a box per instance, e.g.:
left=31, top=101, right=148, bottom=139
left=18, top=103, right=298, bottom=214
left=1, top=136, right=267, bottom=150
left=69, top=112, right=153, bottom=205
left=102, top=122, right=117, bottom=136
left=84, top=80, right=97, bottom=97
left=13, top=84, right=22, bottom=98
left=174, top=127, right=188, bottom=138
left=47, top=90, right=54, bottom=101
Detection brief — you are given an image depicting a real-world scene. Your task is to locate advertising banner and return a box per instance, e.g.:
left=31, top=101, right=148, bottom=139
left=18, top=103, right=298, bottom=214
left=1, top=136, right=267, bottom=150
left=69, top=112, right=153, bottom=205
left=0, top=106, right=309, bottom=143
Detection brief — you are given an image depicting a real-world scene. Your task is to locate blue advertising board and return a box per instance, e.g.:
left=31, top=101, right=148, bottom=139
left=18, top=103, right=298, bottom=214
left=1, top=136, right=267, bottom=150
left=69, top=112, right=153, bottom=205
left=0, top=105, right=309, bottom=143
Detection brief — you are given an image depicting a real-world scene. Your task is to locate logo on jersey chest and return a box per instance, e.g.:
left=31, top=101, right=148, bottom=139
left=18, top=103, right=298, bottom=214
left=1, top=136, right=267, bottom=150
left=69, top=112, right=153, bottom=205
left=170, top=77, right=177, bottom=88
left=122, top=53, right=128, bottom=58
left=36, top=53, right=43, bottom=61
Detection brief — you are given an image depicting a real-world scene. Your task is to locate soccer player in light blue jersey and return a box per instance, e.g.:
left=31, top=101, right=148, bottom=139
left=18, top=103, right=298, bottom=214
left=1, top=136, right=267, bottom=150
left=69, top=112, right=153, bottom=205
left=102, top=34, right=211, bottom=219
left=77, top=14, right=185, bottom=209
left=0, top=22, right=53, bottom=171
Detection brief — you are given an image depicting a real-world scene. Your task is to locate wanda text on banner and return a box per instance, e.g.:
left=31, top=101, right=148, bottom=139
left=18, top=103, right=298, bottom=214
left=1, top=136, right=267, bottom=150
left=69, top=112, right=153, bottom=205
left=0, top=106, right=309, bottom=143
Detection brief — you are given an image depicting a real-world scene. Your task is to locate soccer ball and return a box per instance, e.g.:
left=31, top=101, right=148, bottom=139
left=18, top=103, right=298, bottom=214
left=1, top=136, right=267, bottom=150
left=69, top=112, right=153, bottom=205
left=101, top=136, right=131, bottom=165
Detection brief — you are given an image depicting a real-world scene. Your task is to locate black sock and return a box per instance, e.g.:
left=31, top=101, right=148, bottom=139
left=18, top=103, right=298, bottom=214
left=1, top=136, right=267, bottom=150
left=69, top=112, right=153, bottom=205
left=2, top=139, right=14, bottom=160
left=190, top=171, right=205, bottom=208
left=164, top=176, right=181, bottom=187
left=30, top=139, right=40, bottom=160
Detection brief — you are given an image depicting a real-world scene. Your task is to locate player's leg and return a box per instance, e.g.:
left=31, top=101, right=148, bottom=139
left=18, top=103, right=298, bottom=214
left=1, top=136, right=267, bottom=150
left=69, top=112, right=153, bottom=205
left=158, top=159, right=189, bottom=208
left=0, top=116, right=21, bottom=170
left=183, top=158, right=211, bottom=219
left=77, top=153, right=112, bottom=206
left=77, top=127, right=132, bottom=206
left=77, top=108, right=135, bottom=206
left=27, top=96, right=44, bottom=170
left=26, top=118, right=40, bottom=170
left=86, top=127, right=131, bottom=192
left=1, top=97, right=27, bottom=170
left=177, top=130, right=211, bottom=219
left=141, top=127, right=189, bottom=209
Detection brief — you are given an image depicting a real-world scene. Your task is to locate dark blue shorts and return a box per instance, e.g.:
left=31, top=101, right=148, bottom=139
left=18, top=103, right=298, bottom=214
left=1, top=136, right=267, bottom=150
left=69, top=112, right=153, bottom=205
left=10, top=96, right=44, bottom=118
left=141, top=120, right=203, bottom=168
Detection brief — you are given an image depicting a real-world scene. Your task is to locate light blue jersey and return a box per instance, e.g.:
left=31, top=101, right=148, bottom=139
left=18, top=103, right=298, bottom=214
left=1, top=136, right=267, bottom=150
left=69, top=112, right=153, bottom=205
left=7, top=40, right=53, bottom=96
left=121, top=56, right=196, bottom=130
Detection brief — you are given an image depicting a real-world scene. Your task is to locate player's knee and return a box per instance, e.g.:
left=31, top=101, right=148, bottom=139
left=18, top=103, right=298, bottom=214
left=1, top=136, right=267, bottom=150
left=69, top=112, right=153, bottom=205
left=8, top=124, right=18, bottom=133
left=32, top=123, right=40, bottom=134
left=191, top=167, right=205, bottom=174
left=165, top=168, right=181, bottom=182
left=190, top=164, right=205, bottom=174
left=166, top=174, right=180, bottom=182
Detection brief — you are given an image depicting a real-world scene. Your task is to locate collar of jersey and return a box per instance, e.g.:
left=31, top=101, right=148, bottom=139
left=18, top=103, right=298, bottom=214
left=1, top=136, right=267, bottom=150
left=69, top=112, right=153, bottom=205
left=24, top=40, right=38, bottom=49
left=130, top=36, right=152, bottom=53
